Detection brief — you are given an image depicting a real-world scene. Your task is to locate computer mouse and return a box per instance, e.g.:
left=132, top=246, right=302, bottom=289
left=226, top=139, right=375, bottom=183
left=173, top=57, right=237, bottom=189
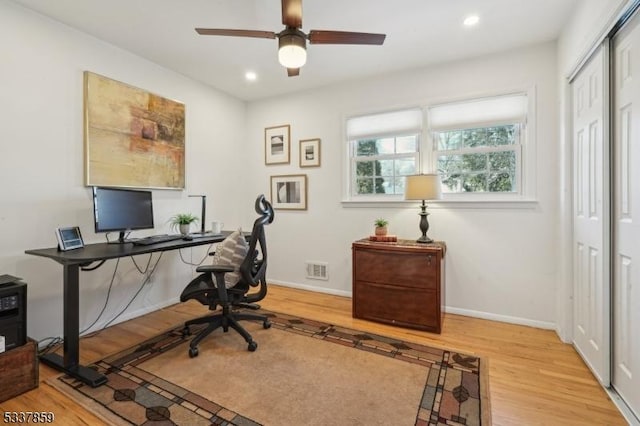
left=183, top=235, right=193, bottom=241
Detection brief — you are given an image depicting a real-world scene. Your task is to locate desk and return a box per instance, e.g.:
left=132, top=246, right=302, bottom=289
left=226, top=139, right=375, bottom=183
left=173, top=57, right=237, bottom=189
left=25, top=232, right=232, bottom=387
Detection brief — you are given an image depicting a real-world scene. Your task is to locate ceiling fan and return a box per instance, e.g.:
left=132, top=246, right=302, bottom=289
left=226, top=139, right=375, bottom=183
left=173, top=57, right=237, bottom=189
left=195, top=0, right=386, bottom=77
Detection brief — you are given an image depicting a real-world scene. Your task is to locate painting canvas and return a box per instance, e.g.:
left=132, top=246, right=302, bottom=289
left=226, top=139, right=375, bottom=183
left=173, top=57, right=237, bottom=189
left=264, top=125, right=290, bottom=165
left=84, top=71, right=185, bottom=189
left=270, top=174, right=307, bottom=210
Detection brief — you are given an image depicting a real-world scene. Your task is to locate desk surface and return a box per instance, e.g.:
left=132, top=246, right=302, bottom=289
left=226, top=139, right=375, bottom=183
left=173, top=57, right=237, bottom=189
left=25, top=231, right=233, bottom=265
left=23, top=230, right=241, bottom=388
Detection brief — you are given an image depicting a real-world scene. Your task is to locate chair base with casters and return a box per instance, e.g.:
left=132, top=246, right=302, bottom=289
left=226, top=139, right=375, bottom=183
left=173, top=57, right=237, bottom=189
left=182, top=309, right=271, bottom=357
left=181, top=261, right=272, bottom=357
left=180, top=195, right=274, bottom=357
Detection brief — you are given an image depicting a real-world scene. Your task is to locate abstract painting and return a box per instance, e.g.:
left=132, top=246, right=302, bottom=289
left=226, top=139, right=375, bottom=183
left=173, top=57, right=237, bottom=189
left=84, top=71, right=185, bottom=189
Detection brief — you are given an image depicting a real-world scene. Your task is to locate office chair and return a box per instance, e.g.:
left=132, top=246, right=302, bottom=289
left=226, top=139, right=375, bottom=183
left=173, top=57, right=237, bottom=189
left=180, top=195, right=274, bottom=357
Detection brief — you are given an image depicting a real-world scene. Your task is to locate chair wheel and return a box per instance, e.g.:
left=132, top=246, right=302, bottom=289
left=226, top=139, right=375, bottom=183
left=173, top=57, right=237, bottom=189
left=263, top=320, right=271, bottom=329
left=248, top=341, right=258, bottom=352
left=182, top=326, right=191, bottom=338
left=189, top=347, right=199, bottom=358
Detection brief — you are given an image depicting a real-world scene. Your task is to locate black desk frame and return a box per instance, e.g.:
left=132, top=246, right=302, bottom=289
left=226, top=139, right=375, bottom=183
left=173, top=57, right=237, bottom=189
left=25, top=233, right=231, bottom=387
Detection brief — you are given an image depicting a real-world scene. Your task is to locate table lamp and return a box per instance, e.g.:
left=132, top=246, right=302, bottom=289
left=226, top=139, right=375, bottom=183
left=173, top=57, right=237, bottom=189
left=404, top=174, right=442, bottom=243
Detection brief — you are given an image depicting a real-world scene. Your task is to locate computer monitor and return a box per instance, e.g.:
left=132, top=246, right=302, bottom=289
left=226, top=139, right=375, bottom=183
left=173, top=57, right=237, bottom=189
left=92, top=187, right=154, bottom=243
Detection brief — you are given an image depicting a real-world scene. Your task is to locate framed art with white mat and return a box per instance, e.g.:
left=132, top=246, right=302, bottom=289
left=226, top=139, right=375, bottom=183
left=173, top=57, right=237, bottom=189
left=270, top=174, right=307, bottom=210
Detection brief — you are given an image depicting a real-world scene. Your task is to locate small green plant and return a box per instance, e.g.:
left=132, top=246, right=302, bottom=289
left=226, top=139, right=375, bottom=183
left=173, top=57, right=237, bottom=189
left=374, top=218, right=389, bottom=227
left=169, top=213, right=199, bottom=232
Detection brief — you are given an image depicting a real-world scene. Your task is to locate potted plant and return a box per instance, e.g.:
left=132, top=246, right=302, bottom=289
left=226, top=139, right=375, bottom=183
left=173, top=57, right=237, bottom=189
left=169, top=213, right=199, bottom=235
left=374, top=218, right=389, bottom=236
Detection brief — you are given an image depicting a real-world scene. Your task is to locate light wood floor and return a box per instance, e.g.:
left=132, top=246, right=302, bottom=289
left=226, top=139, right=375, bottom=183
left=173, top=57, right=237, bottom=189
left=0, top=285, right=627, bottom=425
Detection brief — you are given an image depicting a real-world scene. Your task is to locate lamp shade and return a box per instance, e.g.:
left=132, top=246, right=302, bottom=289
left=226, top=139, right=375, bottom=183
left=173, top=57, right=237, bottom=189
left=404, top=174, right=442, bottom=201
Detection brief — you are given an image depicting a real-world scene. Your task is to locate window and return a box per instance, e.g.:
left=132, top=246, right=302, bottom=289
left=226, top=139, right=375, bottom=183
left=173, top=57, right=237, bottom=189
left=346, top=109, right=422, bottom=198
left=429, top=94, right=528, bottom=195
left=352, top=136, right=419, bottom=195
left=343, top=92, right=533, bottom=205
left=434, top=125, right=520, bottom=193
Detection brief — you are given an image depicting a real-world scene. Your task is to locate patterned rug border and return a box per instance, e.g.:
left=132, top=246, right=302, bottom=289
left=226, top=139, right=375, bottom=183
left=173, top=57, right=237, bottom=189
left=49, top=310, right=491, bottom=425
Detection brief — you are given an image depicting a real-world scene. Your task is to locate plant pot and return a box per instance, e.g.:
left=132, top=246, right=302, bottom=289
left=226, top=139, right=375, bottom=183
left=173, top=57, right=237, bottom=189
left=179, top=224, right=191, bottom=235
left=375, top=226, right=388, bottom=236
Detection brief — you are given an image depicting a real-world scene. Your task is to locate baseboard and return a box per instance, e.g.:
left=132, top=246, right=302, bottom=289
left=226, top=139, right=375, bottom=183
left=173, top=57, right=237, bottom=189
left=269, top=280, right=556, bottom=330
left=443, top=306, right=556, bottom=330
left=92, top=282, right=553, bottom=333
left=268, top=279, right=352, bottom=298
left=555, top=325, right=572, bottom=343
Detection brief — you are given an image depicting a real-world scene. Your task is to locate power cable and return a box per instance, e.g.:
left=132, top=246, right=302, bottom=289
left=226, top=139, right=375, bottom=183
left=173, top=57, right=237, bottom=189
left=178, top=243, right=215, bottom=266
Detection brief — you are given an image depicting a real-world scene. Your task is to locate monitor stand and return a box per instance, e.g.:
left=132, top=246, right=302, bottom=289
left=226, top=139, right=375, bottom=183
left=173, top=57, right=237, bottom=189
left=107, top=231, right=130, bottom=244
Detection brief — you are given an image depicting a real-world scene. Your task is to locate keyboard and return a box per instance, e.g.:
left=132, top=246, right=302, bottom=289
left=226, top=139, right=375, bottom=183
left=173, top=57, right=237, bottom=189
left=131, top=234, right=185, bottom=246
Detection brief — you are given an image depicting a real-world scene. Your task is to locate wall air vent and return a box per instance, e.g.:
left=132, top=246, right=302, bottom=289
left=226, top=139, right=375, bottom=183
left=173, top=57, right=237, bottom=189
left=305, top=261, right=329, bottom=280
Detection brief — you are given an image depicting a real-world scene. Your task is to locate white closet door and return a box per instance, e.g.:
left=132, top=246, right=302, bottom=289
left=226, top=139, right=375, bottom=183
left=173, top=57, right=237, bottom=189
left=571, top=45, right=610, bottom=386
left=613, top=14, right=640, bottom=418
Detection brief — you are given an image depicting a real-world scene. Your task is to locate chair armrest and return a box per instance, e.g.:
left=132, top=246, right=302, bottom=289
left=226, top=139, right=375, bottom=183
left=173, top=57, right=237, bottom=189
left=196, top=264, right=234, bottom=274
left=192, top=265, right=234, bottom=303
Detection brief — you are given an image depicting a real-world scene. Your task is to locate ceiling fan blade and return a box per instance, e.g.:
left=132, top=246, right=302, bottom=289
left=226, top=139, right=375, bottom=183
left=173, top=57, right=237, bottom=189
left=287, top=67, right=300, bottom=77
left=308, top=30, right=386, bottom=45
left=195, top=28, right=276, bottom=39
left=282, top=0, right=302, bottom=28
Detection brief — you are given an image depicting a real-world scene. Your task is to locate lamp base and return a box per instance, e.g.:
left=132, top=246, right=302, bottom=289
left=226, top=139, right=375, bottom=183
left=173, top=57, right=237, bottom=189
left=416, top=202, right=433, bottom=244
left=416, top=235, right=433, bottom=244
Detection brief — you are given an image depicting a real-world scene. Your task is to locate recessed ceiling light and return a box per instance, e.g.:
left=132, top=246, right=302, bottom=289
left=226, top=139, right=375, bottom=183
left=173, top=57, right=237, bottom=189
left=245, top=71, right=257, bottom=81
left=463, top=15, right=480, bottom=27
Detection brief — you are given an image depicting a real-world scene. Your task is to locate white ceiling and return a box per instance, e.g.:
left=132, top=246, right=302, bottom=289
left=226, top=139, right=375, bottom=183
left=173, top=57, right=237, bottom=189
left=11, top=0, right=580, bottom=101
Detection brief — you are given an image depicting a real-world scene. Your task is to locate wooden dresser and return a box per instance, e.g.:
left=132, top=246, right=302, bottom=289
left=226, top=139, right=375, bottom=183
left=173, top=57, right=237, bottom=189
left=352, top=239, right=445, bottom=333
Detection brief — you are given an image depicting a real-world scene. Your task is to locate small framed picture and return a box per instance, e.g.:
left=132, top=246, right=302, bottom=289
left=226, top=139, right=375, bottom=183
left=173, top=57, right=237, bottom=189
left=270, top=174, right=307, bottom=210
left=299, top=138, right=321, bottom=167
left=55, top=226, right=85, bottom=251
left=265, top=124, right=291, bottom=165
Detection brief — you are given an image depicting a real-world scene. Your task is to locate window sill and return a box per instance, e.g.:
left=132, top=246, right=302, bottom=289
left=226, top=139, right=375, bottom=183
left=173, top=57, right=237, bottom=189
left=341, top=198, right=538, bottom=209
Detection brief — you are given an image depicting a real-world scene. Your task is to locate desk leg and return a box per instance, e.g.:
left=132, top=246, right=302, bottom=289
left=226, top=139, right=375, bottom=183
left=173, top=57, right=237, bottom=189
left=39, top=264, right=107, bottom=387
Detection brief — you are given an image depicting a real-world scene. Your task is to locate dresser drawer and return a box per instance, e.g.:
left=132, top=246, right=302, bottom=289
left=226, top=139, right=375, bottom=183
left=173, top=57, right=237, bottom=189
left=353, top=281, right=439, bottom=332
left=354, top=248, right=437, bottom=289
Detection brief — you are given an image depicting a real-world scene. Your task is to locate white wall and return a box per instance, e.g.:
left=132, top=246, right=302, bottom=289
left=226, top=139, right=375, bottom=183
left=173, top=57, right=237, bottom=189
left=555, top=0, right=628, bottom=341
left=0, top=0, right=250, bottom=342
left=247, top=42, right=560, bottom=328
left=3, top=0, right=627, bottom=343
left=559, top=0, right=629, bottom=74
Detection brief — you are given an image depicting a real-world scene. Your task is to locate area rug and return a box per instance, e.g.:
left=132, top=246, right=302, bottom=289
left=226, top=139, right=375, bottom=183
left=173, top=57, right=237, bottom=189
left=49, top=310, right=491, bottom=425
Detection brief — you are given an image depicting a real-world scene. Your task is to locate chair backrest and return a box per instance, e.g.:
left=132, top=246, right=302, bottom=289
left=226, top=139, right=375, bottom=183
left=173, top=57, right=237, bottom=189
left=238, top=195, right=274, bottom=300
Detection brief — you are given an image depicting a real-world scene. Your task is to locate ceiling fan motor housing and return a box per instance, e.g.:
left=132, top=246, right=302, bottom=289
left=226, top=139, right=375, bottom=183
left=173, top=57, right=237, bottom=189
left=278, top=27, right=307, bottom=68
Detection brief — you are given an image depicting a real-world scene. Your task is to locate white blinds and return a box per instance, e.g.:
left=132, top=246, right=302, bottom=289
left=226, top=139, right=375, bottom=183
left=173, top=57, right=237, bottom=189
left=428, top=93, right=527, bottom=132
left=346, top=108, right=422, bottom=140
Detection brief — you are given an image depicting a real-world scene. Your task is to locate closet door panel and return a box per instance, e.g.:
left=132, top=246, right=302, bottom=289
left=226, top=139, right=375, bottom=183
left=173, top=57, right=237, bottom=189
left=571, top=45, right=610, bottom=386
left=613, top=15, right=640, bottom=418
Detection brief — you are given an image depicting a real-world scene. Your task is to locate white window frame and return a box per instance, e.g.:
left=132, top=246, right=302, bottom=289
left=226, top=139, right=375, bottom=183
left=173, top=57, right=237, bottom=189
left=433, top=124, right=523, bottom=195
left=342, top=89, right=537, bottom=208
left=343, top=108, right=423, bottom=202
left=350, top=134, right=421, bottom=198
left=426, top=87, right=537, bottom=208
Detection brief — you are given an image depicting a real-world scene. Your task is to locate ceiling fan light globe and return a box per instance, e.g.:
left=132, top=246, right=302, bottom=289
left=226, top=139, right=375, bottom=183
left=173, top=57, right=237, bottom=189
left=279, top=45, right=307, bottom=68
